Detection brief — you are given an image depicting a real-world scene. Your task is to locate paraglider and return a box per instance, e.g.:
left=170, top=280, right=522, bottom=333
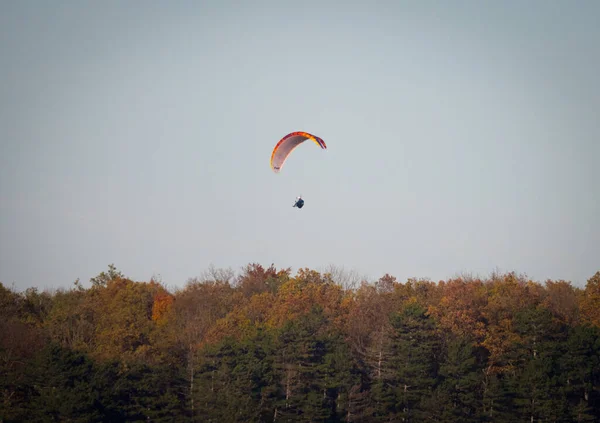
left=270, top=131, right=326, bottom=210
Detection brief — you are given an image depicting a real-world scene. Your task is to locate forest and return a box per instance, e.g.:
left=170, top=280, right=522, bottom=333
left=1, top=263, right=600, bottom=422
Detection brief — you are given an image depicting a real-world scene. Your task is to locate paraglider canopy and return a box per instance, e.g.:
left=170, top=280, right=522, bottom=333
left=270, top=131, right=326, bottom=173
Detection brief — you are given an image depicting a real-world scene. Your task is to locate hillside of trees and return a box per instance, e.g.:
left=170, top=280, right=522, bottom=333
left=1, top=264, right=600, bottom=422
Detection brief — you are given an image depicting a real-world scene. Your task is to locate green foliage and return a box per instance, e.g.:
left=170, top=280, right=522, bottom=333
left=435, top=336, right=483, bottom=422
left=2, top=264, right=600, bottom=422
left=23, top=344, right=102, bottom=422
left=194, top=330, right=279, bottom=422
left=90, top=263, right=124, bottom=288
left=387, top=302, right=441, bottom=422
left=94, top=360, right=188, bottom=422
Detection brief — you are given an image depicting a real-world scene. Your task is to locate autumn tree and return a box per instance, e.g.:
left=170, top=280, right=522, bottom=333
left=580, top=271, right=600, bottom=327
left=171, top=274, right=239, bottom=416
left=3, top=264, right=600, bottom=422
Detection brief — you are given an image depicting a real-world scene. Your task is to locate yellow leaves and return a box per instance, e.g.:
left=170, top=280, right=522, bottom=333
left=44, top=288, right=94, bottom=352
left=427, top=278, right=487, bottom=342
left=88, top=277, right=169, bottom=363
left=268, top=274, right=347, bottom=329
left=152, top=292, right=174, bottom=324
left=481, top=318, right=522, bottom=374
left=200, top=270, right=350, bottom=347
left=21, top=263, right=598, bottom=378
left=580, top=271, right=600, bottom=327
left=202, top=292, right=276, bottom=345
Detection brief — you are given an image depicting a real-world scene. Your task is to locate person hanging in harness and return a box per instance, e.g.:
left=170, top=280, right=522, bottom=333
left=293, top=196, right=304, bottom=209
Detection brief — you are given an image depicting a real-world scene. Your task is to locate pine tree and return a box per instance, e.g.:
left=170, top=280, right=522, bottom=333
left=435, top=335, right=484, bottom=422
left=561, top=324, right=600, bottom=422
left=24, top=344, right=101, bottom=423
left=387, top=302, right=441, bottom=422
left=273, top=305, right=339, bottom=422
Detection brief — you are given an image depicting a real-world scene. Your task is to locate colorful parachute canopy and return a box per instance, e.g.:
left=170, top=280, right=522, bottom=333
left=270, top=131, right=327, bottom=173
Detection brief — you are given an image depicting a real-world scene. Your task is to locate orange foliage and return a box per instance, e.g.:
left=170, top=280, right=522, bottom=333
left=236, top=263, right=290, bottom=297
left=203, top=292, right=273, bottom=345
left=88, top=276, right=167, bottom=363
left=12, top=263, right=596, bottom=379
left=479, top=273, right=542, bottom=373
left=580, top=271, right=600, bottom=327
left=541, top=279, right=580, bottom=326
left=152, top=291, right=174, bottom=324
left=266, top=269, right=349, bottom=330
left=202, top=268, right=351, bottom=346
left=427, top=277, right=488, bottom=342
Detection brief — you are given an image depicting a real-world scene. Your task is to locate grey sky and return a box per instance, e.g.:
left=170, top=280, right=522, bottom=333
left=1, top=0, right=598, bottom=291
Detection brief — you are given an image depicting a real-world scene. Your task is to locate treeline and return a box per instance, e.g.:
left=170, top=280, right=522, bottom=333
left=1, top=264, right=600, bottom=422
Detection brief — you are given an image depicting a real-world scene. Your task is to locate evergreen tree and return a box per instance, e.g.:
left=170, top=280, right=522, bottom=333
left=561, top=324, right=600, bottom=422
left=385, top=302, right=441, bottom=422
left=194, top=329, right=279, bottom=422
left=273, top=305, right=345, bottom=422
left=511, top=307, right=570, bottom=422
left=24, top=344, right=101, bottom=423
left=435, top=335, right=484, bottom=422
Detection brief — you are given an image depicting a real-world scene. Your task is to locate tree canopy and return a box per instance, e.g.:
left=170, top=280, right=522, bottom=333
left=1, top=264, right=599, bottom=422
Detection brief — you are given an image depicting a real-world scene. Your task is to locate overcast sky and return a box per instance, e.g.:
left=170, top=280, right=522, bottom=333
left=1, top=0, right=598, bottom=291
